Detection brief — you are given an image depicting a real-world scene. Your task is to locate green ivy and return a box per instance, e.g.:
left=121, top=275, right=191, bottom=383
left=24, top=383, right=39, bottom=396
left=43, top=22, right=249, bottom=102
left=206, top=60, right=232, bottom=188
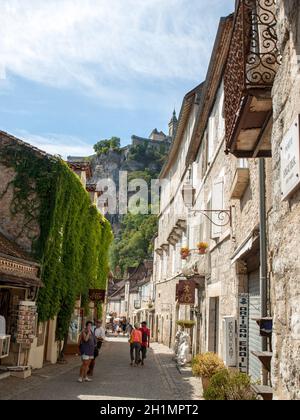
left=0, top=141, right=113, bottom=340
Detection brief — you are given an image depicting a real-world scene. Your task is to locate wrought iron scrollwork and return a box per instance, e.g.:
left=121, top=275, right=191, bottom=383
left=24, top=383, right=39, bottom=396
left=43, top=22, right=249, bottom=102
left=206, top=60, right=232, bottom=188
left=191, top=209, right=232, bottom=228
left=244, top=0, right=281, bottom=86
left=224, top=0, right=282, bottom=149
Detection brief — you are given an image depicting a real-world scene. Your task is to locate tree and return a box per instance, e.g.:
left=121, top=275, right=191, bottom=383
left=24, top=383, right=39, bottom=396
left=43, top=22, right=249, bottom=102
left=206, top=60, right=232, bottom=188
left=94, top=137, right=121, bottom=155
left=110, top=213, right=158, bottom=275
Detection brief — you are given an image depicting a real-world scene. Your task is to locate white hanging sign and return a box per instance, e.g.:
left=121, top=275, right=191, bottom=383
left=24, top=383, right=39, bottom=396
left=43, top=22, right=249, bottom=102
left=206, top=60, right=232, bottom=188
left=281, top=115, right=300, bottom=200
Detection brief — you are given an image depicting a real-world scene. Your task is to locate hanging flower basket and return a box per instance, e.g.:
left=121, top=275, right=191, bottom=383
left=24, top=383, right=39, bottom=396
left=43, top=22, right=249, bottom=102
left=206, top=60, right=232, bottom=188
left=180, top=247, right=190, bottom=260
left=176, top=320, right=196, bottom=329
left=197, top=242, right=208, bottom=255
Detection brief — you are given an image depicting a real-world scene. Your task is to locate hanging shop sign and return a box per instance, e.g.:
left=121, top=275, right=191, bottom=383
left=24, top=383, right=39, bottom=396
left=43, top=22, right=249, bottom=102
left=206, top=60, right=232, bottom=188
left=223, top=316, right=237, bottom=367
left=89, top=289, right=106, bottom=303
left=238, top=294, right=249, bottom=374
left=177, top=280, right=195, bottom=305
left=280, top=115, right=300, bottom=200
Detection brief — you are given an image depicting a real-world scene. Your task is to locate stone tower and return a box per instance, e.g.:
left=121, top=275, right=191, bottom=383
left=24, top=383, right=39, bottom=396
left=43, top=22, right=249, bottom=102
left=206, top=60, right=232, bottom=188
left=168, top=109, right=178, bottom=138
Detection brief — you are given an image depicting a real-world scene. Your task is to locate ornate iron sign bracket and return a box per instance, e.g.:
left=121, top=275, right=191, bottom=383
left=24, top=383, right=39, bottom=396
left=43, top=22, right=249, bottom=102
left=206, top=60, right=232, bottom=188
left=189, top=207, right=233, bottom=228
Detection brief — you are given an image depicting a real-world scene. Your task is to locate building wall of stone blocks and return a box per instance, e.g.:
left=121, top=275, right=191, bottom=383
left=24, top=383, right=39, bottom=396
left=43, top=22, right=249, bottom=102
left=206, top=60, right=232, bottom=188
left=230, top=159, right=260, bottom=247
left=268, top=1, right=300, bottom=400
left=154, top=278, right=178, bottom=348
left=192, top=132, right=238, bottom=360
left=0, top=162, right=40, bottom=252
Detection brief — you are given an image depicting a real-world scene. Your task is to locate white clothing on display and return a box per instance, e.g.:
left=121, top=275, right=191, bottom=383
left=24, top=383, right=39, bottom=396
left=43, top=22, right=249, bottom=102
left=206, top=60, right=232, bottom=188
left=0, top=315, right=6, bottom=336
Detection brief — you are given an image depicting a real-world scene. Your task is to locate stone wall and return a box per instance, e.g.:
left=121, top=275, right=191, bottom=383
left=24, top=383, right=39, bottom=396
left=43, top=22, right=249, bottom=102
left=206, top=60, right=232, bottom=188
left=154, top=278, right=177, bottom=347
left=269, top=0, right=300, bottom=400
left=0, top=161, right=40, bottom=253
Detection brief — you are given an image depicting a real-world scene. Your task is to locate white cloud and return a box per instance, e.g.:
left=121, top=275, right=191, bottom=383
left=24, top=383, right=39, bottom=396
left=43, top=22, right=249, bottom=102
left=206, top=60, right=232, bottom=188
left=13, top=129, right=94, bottom=159
left=0, top=0, right=234, bottom=103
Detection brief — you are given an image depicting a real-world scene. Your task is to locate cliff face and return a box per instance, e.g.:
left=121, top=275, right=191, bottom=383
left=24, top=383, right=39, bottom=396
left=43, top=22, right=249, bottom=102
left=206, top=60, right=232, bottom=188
left=86, top=140, right=170, bottom=233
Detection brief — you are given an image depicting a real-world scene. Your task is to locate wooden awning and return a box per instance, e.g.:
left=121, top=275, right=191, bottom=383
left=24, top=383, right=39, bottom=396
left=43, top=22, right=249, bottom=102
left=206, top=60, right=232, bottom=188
left=0, top=272, right=43, bottom=288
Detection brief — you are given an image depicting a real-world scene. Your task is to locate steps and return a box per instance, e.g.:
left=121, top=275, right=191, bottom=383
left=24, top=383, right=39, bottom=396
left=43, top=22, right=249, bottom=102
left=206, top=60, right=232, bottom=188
left=0, top=370, right=10, bottom=381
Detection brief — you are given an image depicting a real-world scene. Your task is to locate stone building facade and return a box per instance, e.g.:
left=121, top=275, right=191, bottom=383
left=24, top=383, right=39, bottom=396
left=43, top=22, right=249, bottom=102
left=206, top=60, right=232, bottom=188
left=268, top=0, right=300, bottom=400
left=152, top=0, right=300, bottom=400
left=0, top=131, right=110, bottom=370
left=153, top=82, right=202, bottom=350
left=222, top=0, right=300, bottom=400
left=107, top=261, right=154, bottom=330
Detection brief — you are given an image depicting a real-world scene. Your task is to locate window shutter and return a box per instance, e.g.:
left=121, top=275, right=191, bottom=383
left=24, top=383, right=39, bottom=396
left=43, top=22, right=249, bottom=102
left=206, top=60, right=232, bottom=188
left=211, top=179, right=224, bottom=238
left=208, top=117, right=215, bottom=163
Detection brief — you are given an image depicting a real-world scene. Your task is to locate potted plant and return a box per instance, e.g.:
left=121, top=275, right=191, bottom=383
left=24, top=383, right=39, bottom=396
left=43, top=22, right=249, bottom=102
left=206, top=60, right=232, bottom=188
left=180, top=247, right=190, bottom=259
left=203, top=369, right=257, bottom=400
left=192, top=352, right=225, bottom=392
left=197, top=242, right=209, bottom=255
left=176, top=320, right=196, bottom=329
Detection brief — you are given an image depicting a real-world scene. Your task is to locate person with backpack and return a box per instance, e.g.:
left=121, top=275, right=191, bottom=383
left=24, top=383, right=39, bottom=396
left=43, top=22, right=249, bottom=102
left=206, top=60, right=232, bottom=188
left=129, top=323, right=142, bottom=366
left=78, top=321, right=96, bottom=383
left=139, top=321, right=150, bottom=366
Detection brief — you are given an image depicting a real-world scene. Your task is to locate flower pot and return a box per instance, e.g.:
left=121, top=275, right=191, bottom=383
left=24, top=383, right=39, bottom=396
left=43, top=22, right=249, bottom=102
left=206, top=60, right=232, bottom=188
left=198, top=248, right=207, bottom=255
left=181, top=253, right=190, bottom=260
left=201, top=376, right=210, bottom=392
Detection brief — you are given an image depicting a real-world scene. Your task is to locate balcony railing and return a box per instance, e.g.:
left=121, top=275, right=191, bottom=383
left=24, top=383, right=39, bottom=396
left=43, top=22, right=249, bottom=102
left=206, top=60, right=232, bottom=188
left=224, top=0, right=281, bottom=158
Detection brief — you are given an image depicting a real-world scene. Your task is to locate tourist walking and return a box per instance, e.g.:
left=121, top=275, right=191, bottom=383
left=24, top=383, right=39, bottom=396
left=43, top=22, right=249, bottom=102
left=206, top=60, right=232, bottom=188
left=139, top=321, right=150, bottom=366
left=94, top=319, right=106, bottom=351
left=78, top=321, right=96, bottom=383
left=121, top=318, right=127, bottom=335
left=88, top=319, right=106, bottom=377
left=126, top=320, right=133, bottom=336
left=129, top=323, right=142, bottom=366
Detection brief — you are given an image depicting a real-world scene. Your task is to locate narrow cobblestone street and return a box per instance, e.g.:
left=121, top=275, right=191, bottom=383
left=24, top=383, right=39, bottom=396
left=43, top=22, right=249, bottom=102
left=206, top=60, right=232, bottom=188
left=0, top=337, right=201, bottom=400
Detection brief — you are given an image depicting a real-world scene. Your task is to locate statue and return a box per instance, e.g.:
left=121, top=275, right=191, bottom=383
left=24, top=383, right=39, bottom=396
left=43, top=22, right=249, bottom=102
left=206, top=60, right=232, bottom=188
left=174, top=327, right=183, bottom=359
left=175, top=329, right=191, bottom=366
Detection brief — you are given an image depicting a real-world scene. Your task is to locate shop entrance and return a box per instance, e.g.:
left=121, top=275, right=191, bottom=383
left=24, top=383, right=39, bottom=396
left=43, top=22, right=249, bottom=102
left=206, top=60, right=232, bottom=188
left=0, top=290, right=10, bottom=321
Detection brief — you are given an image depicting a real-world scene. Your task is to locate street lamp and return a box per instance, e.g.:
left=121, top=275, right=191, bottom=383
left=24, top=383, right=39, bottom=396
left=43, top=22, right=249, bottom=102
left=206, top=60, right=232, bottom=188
left=181, top=183, right=232, bottom=228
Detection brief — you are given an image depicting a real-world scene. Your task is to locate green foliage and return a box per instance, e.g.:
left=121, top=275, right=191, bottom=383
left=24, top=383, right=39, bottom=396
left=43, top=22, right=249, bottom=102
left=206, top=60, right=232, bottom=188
left=203, top=369, right=257, bottom=400
left=127, top=170, right=155, bottom=186
left=109, top=137, right=169, bottom=276
left=128, top=142, right=167, bottom=168
left=0, top=142, right=113, bottom=341
left=110, top=213, right=158, bottom=275
left=94, top=137, right=121, bottom=155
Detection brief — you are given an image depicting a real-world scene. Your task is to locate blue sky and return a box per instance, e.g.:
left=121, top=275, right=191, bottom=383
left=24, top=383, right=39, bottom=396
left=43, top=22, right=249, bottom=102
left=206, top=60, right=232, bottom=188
left=0, top=0, right=234, bottom=158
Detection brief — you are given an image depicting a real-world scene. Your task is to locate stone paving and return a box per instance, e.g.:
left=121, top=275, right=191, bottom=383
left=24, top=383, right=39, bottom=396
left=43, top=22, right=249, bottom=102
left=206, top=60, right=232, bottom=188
left=0, top=336, right=202, bottom=400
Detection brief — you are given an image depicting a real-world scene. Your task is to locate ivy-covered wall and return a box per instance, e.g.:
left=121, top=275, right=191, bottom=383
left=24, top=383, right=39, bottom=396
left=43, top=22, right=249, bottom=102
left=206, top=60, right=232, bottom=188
left=0, top=136, right=113, bottom=340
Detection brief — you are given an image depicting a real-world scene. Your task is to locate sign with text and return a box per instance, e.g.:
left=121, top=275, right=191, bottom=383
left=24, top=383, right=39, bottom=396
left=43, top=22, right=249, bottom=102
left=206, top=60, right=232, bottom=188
left=223, top=316, right=237, bottom=367
left=281, top=115, right=300, bottom=200
left=238, top=294, right=249, bottom=374
left=89, top=289, right=106, bottom=303
left=177, top=280, right=195, bottom=305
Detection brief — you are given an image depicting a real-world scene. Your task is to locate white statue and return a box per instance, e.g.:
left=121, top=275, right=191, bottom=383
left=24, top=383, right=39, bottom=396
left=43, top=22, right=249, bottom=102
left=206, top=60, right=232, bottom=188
left=174, top=328, right=183, bottom=359
left=176, top=330, right=191, bottom=366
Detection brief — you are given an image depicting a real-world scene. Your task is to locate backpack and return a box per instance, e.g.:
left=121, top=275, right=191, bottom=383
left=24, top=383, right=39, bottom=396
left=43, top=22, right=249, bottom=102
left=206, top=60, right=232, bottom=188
left=141, top=328, right=149, bottom=343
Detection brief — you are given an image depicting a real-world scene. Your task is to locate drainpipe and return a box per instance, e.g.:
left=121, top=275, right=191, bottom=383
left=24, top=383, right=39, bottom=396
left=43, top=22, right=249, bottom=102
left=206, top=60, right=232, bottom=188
left=259, top=158, right=268, bottom=352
